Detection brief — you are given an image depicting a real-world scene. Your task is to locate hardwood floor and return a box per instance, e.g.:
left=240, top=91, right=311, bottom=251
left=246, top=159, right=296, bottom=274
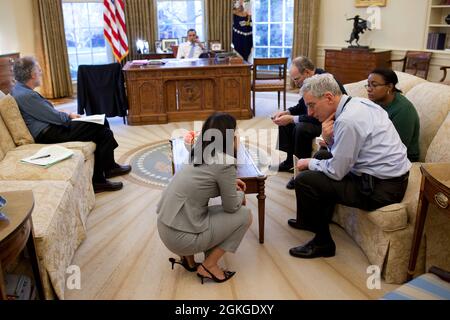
left=63, top=92, right=399, bottom=300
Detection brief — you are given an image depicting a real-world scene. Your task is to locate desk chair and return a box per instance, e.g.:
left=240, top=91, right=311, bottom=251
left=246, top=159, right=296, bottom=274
left=389, top=51, right=432, bottom=79
left=439, top=66, right=450, bottom=84
left=77, top=63, right=128, bottom=124
left=251, top=57, right=288, bottom=116
left=171, top=45, right=179, bottom=58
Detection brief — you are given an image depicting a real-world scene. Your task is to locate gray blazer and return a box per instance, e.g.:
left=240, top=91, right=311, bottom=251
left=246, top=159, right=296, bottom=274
left=157, top=156, right=245, bottom=234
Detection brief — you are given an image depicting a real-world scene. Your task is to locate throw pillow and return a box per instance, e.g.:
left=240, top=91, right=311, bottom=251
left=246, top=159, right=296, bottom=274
left=425, top=112, right=450, bottom=163
left=0, top=94, right=34, bottom=146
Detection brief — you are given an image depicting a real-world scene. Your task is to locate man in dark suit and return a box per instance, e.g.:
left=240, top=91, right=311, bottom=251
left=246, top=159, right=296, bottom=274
left=271, top=56, right=346, bottom=189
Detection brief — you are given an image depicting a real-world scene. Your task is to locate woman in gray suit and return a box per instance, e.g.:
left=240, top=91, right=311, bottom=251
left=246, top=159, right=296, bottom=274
left=157, top=112, right=252, bottom=284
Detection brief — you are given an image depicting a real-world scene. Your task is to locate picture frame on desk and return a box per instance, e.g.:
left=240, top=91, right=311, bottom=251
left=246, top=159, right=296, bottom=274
left=154, top=40, right=162, bottom=53
left=161, top=38, right=179, bottom=52
left=355, top=0, right=386, bottom=7
left=210, top=41, right=222, bottom=52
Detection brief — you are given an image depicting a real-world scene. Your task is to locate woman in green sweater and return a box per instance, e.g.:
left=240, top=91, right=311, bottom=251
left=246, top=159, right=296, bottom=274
left=366, top=68, right=420, bottom=161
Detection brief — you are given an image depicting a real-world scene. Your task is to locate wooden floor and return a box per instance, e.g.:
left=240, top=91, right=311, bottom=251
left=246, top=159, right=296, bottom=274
left=61, top=92, right=399, bottom=300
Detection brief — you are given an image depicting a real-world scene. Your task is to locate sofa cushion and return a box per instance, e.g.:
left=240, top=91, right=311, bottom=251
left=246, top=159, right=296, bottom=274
left=425, top=112, right=450, bottom=163
left=406, top=82, right=450, bottom=162
left=395, top=71, right=427, bottom=94
left=0, top=94, right=34, bottom=146
left=0, top=145, right=4, bottom=161
left=15, top=141, right=96, bottom=161
left=0, top=148, right=85, bottom=184
left=0, top=110, right=16, bottom=154
left=343, top=71, right=427, bottom=100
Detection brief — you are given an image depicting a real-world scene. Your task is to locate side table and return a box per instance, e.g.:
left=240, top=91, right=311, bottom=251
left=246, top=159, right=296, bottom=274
left=0, top=190, right=44, bottom=300
left=407, top=163, right=450, bottom=281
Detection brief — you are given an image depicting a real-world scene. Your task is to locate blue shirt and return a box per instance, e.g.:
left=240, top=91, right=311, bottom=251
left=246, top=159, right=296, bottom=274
left=309, top=95, right=411, bottom=180
left=11, top=82, right=70, bottom=138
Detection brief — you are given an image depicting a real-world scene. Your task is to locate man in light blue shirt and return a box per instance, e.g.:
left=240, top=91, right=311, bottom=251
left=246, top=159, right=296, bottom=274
left=288, top=74, right=411, bottom=259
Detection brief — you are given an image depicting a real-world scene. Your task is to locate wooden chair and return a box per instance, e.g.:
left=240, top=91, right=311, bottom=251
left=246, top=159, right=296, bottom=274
left=389, top=51, right=432, bottom=79
left=171, top=45, right=179, bottom=58
left=439, top=66, right=450, bottom=84
left=251, top=57, right=288, bottom=116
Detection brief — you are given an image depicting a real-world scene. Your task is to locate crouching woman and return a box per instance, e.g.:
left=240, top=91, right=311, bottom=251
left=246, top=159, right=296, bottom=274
left=157, top=112, right=252, bottom=284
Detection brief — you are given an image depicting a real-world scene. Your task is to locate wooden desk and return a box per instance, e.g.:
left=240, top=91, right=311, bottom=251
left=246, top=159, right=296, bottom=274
left=123, top=58, right=252, bottom=125
left=407, top=163, right=450, bottom=281
left=170, top=138, right=267, bottom=243
left=0, top=190, right=44, bottom=300
left=324, top=49, right=391, bottom=84
left=139, top=53, right=174, bottom=59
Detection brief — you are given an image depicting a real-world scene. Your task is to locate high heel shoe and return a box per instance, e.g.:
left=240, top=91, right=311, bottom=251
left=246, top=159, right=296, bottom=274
left=196, top=264, right=235, bottom=284
left=169, top=257, right=198, bottom=272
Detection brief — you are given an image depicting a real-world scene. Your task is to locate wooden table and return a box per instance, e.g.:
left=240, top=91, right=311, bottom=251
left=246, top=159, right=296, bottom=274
left=0, top=190, right=44, bottom=300
left=324, top=49, right=391, bottom=84
left=123, top=58, right=252, bottom=125
left=170, top=138, right=267, bottom=243
left=407, top=163, right=450, bottom=281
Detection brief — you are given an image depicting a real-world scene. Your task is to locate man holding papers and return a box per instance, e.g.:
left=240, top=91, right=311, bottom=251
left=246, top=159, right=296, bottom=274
left=11, top=56, right=131, bottom=193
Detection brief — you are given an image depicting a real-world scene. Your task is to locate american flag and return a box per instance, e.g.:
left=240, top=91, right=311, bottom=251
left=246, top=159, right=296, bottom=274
left=104, top=0, right=128, bottom=62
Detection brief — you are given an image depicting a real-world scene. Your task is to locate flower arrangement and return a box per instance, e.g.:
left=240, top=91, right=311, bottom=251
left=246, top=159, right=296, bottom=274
left=183, top=130, right=200, bottom=150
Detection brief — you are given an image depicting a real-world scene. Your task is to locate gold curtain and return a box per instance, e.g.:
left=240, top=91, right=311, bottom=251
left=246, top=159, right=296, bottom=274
left=124, top=0, right=157, bottom=61
left=292, top=0, right=321, bottom=62
left=206, top=0, right=233, bottom=51
left=33, top=0, right=72, bottom=99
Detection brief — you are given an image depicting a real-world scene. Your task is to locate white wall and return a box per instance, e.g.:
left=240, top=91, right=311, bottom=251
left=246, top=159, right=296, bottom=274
left=0, top=0, right=36, bottom=56
left=317, top=0, right=450, bottom=82
left=318, top=0, right=428, bottom=50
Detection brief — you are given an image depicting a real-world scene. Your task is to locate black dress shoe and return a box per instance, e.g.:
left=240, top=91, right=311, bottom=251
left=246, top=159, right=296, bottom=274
left=271, top=160, right=294, bottom=173
left=287, top=219, right=315, bottom=232
left=105, top=164, right=132, bottom=178
left=289, top=239, right=336, bottom=259
left=93, top=180, right=123, bottom=193
left=286, top=177, right=295, bottom=190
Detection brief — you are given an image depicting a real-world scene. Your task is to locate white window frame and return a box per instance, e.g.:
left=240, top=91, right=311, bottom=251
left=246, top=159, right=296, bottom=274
left=62, top=0, right=114, bottom=81
left=155, top=0, right=206, bottom=43
left=253, top=0, right=293, bottom=61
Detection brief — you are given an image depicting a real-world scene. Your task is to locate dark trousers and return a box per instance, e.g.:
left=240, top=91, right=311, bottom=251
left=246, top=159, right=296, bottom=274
left=294, top=170, right=409, bottom=243
left=35, top=120, right=118, bottom=182
left=278, top=122, right=322, bottom=162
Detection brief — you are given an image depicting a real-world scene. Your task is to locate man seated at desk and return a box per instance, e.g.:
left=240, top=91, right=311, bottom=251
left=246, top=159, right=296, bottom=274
left=176, top=29, right=205, bottom=59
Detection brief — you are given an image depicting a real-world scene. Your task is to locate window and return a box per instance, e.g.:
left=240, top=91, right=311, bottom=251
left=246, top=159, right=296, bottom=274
left=253, top=0, right=294, bottom=64
left=62, top=0, right=113, bottom=80
left=156, top=0, right=205, bottom=42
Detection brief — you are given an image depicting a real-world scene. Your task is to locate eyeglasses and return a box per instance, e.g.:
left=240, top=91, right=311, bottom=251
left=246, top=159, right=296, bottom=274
left=364, top=83, right=388, bottom=89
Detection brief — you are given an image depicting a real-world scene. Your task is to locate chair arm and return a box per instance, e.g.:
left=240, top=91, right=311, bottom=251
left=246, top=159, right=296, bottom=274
left=439, top=66, right=450, bottom=83
left=429, top=266, right=450, bottom=283
left=388, top=57, right=406, bottom=64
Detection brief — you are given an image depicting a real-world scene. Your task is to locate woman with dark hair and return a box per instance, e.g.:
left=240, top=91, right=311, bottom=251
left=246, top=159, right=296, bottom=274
left=366, top=68, right=420, bottom=161
left=157, top=112, right=251, bottom=284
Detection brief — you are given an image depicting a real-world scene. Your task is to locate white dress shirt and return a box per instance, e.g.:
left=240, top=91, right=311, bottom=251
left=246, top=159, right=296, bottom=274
left=176, top=41, right=203, bottom=59
left=309, top=95, right=411, bottom=180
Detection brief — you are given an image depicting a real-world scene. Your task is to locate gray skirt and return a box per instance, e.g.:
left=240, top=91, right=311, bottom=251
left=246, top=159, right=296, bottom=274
left=157, top=205, right=251, bottom=256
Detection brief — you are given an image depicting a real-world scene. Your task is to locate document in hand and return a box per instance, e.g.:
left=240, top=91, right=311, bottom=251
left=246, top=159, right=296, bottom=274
left=20, top=145, right=74, bottom=168
left=72, top=114, right=105, bottom=125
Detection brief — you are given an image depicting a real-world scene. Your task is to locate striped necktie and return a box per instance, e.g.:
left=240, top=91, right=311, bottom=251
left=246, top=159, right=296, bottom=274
left=188, top=43, right=195, bottom=58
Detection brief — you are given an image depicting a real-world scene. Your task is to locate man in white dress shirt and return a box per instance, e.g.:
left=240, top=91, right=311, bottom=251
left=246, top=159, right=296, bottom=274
left=288, top=74, right=411, bottom=259
left=176, top=29, right=204, bottom=59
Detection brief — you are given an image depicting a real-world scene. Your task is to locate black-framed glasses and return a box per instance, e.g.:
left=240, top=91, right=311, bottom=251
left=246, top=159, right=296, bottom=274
left=364, top=83, right=388, bottom=89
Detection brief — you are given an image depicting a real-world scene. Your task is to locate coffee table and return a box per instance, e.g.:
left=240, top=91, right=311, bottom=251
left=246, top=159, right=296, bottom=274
left=170, top=138, right=267, bottom=243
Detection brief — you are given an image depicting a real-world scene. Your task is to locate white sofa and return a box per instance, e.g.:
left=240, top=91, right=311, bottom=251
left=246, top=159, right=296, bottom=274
left=333, top=72, right=450, bottom=284
left=0, top=93, right=96, bottom=299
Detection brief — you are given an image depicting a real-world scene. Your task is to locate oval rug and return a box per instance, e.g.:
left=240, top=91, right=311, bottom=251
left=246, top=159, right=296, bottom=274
left=119, top=140, right=270, bottom=188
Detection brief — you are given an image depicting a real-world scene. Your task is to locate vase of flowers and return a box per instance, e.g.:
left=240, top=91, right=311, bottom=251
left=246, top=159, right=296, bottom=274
left=183, top=131, right=200, bottom=151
